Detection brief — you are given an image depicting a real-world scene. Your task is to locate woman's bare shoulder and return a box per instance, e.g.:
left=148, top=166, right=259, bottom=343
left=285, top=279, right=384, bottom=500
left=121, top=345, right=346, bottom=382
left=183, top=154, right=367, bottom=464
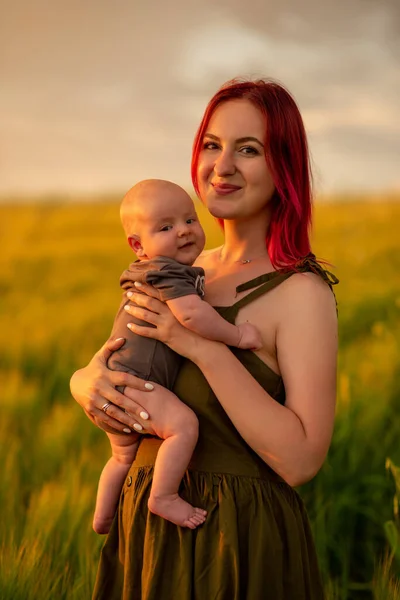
left=285, top=270, right=336, bottom=299
left=253, top=270, right=337, bottom=322
left=285, top=270, right=333, bottom=291
left=275, top=271, right=338, bottom=323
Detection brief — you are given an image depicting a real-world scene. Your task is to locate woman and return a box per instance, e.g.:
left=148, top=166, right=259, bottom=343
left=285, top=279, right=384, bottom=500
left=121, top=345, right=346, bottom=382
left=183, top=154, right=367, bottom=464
left=71, top=78, right=338, bottom=599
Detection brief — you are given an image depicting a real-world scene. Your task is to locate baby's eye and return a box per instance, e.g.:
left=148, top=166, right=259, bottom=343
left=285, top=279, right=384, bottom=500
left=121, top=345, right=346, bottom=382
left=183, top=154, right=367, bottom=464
left=160, top=225, right=172, bottom=232
left=186, top=218, right=196, bottom=224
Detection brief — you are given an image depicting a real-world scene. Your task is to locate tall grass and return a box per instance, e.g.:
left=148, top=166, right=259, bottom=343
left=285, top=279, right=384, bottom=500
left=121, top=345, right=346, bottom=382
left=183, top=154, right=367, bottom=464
left=1, top=197, right=399, bottom=598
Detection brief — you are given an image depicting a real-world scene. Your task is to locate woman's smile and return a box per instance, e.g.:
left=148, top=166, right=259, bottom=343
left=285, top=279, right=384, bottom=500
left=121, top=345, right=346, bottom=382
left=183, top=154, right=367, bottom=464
left=211, top=182, right=242, bottom=195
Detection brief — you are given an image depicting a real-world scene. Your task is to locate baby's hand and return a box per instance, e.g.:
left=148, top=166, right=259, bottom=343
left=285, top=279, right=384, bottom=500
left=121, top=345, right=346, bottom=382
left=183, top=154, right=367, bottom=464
left=236, top=323, right=263, bottom=350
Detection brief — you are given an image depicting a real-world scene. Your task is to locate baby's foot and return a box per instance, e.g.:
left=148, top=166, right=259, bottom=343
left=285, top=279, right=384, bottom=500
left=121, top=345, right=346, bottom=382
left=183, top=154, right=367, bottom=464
left=93, top=513, right=114, bottom=535
left=148, top=492, right=207, bottom=529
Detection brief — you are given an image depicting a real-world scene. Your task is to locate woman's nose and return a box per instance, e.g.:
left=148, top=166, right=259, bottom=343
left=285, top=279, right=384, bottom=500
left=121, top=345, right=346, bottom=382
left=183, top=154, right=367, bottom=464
left=214, top=150, right=235, bottom=177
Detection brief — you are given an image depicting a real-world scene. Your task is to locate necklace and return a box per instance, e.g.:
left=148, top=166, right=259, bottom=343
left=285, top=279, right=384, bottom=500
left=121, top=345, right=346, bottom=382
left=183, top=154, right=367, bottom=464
left=219, top=248, right=268, bottom=265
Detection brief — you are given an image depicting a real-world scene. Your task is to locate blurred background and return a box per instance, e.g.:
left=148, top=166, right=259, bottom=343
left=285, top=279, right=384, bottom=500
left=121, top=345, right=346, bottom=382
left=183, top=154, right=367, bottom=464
left=1, top=0, right=399, bottom=198
left=1, top=1, right=400, bottom=598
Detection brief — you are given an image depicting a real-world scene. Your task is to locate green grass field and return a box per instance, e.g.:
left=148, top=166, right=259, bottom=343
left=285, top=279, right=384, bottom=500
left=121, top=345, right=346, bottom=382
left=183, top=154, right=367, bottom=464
left=1, top=197, right=400, bottom=599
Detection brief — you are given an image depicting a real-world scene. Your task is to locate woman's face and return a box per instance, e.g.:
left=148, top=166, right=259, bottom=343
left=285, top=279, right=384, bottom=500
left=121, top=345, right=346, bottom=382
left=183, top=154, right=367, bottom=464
left=197, top=99, right=275, bottom=221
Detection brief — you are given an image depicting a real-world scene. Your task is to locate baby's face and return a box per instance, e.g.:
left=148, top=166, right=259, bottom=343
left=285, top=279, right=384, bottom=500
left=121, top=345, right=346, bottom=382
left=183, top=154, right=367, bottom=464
left=136, top=188, right=206, bottom=265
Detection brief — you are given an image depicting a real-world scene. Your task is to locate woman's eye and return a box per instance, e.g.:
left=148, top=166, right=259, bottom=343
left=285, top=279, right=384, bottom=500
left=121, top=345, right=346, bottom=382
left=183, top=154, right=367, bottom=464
left=240, top=146, right=259, bottom=156
left=203, top=141, right=218, bottom=151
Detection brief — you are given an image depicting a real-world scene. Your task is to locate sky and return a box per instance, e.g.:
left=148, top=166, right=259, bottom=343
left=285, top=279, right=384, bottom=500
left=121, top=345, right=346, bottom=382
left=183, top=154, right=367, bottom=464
left=1, top=0, right=399, bottom=198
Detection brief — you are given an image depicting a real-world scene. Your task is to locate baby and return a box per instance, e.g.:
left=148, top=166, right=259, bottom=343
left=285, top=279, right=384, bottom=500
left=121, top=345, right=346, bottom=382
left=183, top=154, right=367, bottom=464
left=94, top=179, right=262, bottom=533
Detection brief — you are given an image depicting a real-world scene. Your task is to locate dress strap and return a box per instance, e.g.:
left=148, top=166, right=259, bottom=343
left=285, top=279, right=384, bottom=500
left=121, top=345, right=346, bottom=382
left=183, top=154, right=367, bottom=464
left=294, top=254, right=339, bottom=288
left=231, top=271, right=295, bottom=316
left=230, top=254, right=339, bottom=318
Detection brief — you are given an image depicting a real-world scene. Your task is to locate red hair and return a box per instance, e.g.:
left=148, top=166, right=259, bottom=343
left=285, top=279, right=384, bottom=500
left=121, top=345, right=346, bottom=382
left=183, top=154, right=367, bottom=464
left=191, top=78, right=313, bottom=270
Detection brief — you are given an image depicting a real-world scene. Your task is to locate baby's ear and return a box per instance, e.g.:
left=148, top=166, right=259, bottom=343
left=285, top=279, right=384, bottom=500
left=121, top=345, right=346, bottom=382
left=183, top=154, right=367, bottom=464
left=128, top=235, right=145, bottom=257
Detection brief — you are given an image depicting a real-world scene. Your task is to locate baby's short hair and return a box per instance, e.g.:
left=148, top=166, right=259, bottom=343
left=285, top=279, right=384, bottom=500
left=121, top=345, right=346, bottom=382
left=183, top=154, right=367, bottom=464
left=120, top=179, right=188, bottom=237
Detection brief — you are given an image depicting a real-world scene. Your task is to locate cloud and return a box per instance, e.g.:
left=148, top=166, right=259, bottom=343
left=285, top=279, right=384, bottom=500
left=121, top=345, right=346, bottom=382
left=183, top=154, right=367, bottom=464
left=1, top=0, right=399, bottom=195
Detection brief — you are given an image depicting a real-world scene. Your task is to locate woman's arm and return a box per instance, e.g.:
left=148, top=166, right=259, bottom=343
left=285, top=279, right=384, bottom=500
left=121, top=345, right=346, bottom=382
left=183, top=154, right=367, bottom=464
left=125, top=275, right=337, bottom=487
left=70, top=336, right=203, bottom=440
left=195, top=276, right=337, bottom=486
left=70, top=337, right=157, bottom=434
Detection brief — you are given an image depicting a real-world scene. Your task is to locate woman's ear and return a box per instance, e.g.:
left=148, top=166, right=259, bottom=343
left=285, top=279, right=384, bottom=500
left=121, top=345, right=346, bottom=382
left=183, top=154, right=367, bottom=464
left=128, top=235, right=145, bottom=257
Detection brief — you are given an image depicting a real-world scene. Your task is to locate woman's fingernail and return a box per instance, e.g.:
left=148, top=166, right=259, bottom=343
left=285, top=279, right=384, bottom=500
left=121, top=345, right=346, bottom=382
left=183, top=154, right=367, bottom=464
left=123, top=428, right=131, bottom=433
left=115, top=337, right=124, bottom=341
left=124, top=304, right=130, bottom=311
left=144, top=382, right=154, bottom=390
left=133, top=423, right=143, bottom=431
left=127, top=291, right=133, bottom=298
left=134, top=281, right=143, bottom=287
left=140, top=411, right=149, bottom=420
left=127, top=323, right=133, bottom=330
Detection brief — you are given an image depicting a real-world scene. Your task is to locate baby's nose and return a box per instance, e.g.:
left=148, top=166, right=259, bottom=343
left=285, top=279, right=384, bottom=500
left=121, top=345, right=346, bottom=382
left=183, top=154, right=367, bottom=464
left=178, top=224, right=190, bottom=236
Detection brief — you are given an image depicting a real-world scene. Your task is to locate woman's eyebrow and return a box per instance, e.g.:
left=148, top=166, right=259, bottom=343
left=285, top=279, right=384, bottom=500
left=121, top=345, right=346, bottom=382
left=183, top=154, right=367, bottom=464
left=204, top=133, right=264, bottom=147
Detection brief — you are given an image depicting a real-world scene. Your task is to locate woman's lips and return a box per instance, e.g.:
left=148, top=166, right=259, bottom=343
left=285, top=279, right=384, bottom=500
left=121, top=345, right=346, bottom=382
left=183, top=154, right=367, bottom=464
left=211, top=183, right=241, bottom=195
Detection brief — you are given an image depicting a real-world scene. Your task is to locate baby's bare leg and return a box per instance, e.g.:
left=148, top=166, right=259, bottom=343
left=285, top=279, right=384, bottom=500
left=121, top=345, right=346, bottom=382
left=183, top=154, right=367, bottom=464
left=148, top=403, right=207, bottom=529
left=93, top=432, right=140, bottom=534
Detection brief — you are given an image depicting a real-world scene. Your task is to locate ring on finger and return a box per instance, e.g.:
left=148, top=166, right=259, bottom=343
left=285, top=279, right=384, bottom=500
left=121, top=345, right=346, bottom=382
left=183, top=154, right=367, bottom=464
left=101, top=401, right=112, bottom=414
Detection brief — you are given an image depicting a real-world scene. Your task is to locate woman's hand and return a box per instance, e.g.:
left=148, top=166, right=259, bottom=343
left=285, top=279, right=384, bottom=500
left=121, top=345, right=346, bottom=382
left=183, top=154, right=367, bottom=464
left=124, top=283, right=209, bottom=360
left=70, top=337, right=157, bottom=435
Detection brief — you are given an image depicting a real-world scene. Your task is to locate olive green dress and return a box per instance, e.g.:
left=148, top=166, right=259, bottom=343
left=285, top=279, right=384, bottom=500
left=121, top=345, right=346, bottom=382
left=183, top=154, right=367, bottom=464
left=93, top=260, right=338, bottom=600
